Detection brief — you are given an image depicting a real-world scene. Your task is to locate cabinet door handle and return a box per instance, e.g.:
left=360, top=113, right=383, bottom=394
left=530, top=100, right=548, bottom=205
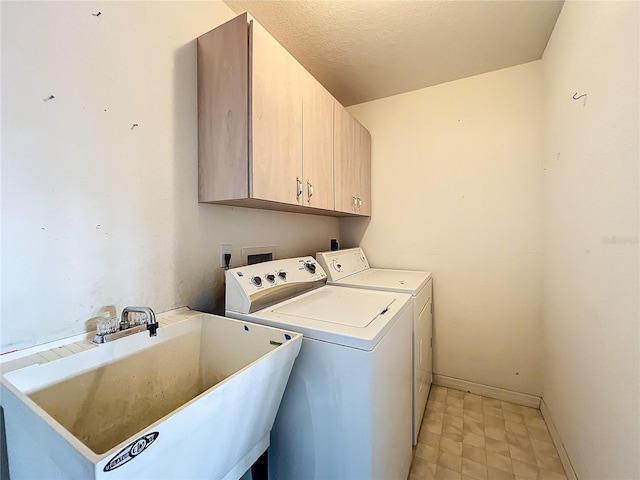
left=357, top=197, right=362, bottom=209
left=307, top=181, right=314, bottom=203
left=352, top=196, right=358, bottom=210
left=296, top=177, right=303, bottom=201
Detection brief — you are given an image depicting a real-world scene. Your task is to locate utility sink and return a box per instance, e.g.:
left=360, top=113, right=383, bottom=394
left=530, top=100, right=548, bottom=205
left=1, top=310, right=302, bottom=479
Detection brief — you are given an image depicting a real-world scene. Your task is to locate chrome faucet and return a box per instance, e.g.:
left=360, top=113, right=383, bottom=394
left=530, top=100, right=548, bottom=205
left=93, top=306, right=159, bottom=344
left=121, top=306, right=158, bottom=336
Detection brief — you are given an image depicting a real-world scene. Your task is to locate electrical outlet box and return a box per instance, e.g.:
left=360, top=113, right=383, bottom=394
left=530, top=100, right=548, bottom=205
left=220, top=244, right=232, bottom=268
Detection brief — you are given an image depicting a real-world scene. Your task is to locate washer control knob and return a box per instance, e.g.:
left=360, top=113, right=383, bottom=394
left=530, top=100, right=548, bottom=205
left=278, top=271, right=287, bottom=281
left=304, top=262, right=317, bottom=274
left=265, top=274, right=276, bottom=284
left=251, top=276, right=262, bottom=287
left=332, top=260, right=342, bottom=272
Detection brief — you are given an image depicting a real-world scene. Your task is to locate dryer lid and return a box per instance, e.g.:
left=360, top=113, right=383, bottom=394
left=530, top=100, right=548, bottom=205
left=335, top=269, right=430, bottom=294
left=272, top=288, right=396, bottom=328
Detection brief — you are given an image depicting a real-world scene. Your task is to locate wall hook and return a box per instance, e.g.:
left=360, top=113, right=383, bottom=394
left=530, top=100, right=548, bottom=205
left=43, top=95, right=55, bottom=102
left=92, top=11, right=101, bottom=16
left=572, top=92, right=587, bottom=100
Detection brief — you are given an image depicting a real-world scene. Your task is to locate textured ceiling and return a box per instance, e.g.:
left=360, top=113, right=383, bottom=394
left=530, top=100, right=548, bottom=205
left=224, top=0, right=564, bottom=106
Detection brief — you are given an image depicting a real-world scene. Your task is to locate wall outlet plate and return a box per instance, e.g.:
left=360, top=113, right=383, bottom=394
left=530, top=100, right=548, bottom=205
left=220, top=244, right=232, bottom=268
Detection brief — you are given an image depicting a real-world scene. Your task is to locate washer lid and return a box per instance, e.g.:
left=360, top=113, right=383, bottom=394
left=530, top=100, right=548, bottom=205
left=332, top=269, right=431, bottom=295
left=273, top=288, right=396, bottom=327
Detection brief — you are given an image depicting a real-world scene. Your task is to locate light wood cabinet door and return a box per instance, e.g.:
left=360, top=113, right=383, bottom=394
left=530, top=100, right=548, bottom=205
left=356, top=120, right=371, bottom=216
left=197, top=14, right=250, bottom=203
left=251, top=19, right=303, bottom=206
left=301, top=69, right=334, bottom=210
left=334, top=102, right=371, bottom=216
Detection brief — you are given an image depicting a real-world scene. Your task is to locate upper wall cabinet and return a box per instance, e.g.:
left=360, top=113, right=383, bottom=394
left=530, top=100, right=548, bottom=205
left=334, top=103, right=372, bottom=216
left=197, top=13, right=368, bottom=217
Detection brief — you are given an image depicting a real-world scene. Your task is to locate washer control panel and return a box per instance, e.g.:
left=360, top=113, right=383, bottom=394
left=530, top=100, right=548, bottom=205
left=225, top=257, right=327, bottom=314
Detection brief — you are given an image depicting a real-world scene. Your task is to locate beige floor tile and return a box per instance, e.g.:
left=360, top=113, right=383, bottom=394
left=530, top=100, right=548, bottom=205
left=485, top=437, right=510, bottom=457
left=505, top=421, right=528, bottom=436
left=464, top=402, right=485, bottom=414
left=446, top=404, right=465, bottom=418
left=462, top=458, right=488, bottom=480
left=526, top=425, right=554, bottom=445
left=487, top=466, right=515, bottom=480
left=463, top=431, right=486, bottom=448
left=443, top=425, right=464, bottom=441
left=464, top=410, right=485, bottom=423
left=425, top=411, right=445, bottom=434
left=500, top=401, right=522, bottom=414
left=530, top=438, right=558, bottom=458
left=520, top=406, right=540, bottom=418
left=416, top=443, right=440, bottom=463
left=428, top=400, right=447, bottom=413
left=511, top=459, right=539, bottom=479
left=485, top=426, right=507, bottom=442
left=444, top=414, right=464, bottom=429
left=431, top=385, right=448, bottom=397
left=538, top=468, right=568, bottom=480
left=464, top=418, right=485, bottom=437
left=442, top=430, right=464, bottom=443
left=411, top=457, right=438, bottom=479
left=438, top=451, right=463, bottom=473
left=523, top=415, right=547, bottom=430
left=486, top=452, right=512, bottom=474
left=436, top=465, right=463, bottom=480
left=446, top=396, right=464, bottom=408
left=508, top=444, right=537, bottom=466
left=506, top=432, right=532, bottom=450
left=462, top=444, right=487, bottom=465
left=502, top=411, right=525, bottom=424
left=440, top=437, right=463, bottom=457
left=483, top=406, right=504, bottom=419
left=421, top=431, right=442, bottom=448
left=426, top=409, right=445, bottom=422
left=535, top=453, right=565, bottom=475
left=484, top=416, right=506, bottom=429
left=483, top=397, right=502, bottom=408
left=448, top=389, right=466, bottom=400
left=464, top=393, right=483, bottom=404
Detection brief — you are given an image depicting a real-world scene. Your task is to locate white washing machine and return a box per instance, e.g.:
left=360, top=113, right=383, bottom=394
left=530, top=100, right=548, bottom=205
left=316, top=247, right=433, bottom=445
left=225, top=257, right=413, bottom=480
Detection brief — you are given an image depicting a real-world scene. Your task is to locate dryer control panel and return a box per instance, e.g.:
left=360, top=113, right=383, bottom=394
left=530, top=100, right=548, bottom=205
left=225, top=257, right=327, bottom=314
left=316, top=248, right=370, bottom=282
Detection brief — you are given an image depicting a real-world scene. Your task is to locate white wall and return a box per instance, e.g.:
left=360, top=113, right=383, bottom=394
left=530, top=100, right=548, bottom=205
left=541, top=2, right=639, bottom=478
left=342, top=62, right=543, bottom=396
left=0, top=1, right=338, bottom=352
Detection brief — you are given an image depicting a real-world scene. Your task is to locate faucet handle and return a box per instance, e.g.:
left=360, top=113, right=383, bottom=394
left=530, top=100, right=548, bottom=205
left=147, top=322, right=158, bottom=337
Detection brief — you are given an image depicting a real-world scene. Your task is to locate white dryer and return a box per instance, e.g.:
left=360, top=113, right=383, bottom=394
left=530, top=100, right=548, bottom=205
left=316, top=247, right=433, bottom=445
left=225, top=257, right=413, bottom=480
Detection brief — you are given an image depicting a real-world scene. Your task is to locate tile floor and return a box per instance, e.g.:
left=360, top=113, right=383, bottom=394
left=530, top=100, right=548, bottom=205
left=409, top=386, right=567, bottom=480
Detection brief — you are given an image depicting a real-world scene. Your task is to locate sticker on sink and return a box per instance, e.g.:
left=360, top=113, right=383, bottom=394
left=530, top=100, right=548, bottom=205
left=103, top=432, right=159, bottom=472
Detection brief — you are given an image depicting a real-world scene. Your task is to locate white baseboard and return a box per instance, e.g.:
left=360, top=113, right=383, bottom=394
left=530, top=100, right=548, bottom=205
left=540, top=399, right=578, bottom=480
left=433, top=374, right=541, bottom=408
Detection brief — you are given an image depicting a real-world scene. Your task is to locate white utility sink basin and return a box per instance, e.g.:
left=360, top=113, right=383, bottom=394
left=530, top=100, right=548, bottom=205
left=1, top=310, right=302, bottom=479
